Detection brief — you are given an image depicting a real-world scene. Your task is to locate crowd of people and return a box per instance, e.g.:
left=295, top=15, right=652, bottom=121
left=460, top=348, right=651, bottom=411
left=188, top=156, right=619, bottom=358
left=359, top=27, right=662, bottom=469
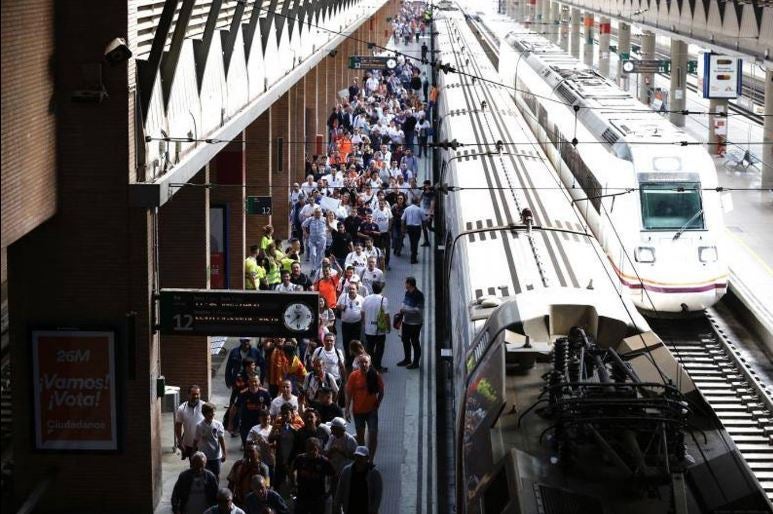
left=170, top=2, right=433, bottom=513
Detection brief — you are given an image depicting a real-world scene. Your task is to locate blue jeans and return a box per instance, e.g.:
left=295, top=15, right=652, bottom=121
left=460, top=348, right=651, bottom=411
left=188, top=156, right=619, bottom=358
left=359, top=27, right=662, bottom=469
left=309, top=237, right=326, bottom=271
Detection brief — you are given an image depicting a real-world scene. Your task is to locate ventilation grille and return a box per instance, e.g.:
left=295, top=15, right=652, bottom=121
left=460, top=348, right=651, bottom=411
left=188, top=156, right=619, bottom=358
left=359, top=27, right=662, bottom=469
left=601, top=128, right=620, bottom=145
left=537, top=485, right=604, bottom=514
left=555, top=84, right=577, bottom=105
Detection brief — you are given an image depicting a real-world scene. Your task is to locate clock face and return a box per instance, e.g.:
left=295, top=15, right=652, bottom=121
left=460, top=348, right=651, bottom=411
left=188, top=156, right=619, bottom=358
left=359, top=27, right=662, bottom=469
left=622, top=61, right=634, bottom=73
left=283, top=302, right=314, bottom=332
left=386, top=58, right=397, bottom=70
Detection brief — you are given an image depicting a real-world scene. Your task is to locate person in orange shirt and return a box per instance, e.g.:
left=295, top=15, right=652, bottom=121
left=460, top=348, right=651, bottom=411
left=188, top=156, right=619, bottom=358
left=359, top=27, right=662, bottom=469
left=313, top=264, right=339, bottom=311
left=338, top=134, right=353, bottom=162
left=345, top=354, right=384, bottom=460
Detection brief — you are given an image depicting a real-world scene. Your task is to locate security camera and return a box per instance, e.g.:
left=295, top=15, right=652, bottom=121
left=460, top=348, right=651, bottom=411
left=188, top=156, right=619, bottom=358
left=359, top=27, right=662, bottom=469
left=104, top=38, right=132, bottom=65
left=328, top=50, right=338, bottom=58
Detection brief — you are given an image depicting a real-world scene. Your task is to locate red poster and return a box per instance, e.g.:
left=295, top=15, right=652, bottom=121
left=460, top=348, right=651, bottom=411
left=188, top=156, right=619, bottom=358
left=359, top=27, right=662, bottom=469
left=32, top=331, right=118, bottom=451
left=210, top=252, right=225, bottom=289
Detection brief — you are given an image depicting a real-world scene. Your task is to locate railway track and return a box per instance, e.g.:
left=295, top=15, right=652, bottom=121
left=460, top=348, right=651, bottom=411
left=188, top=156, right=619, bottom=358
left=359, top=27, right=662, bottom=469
left=649, top=314, right=773, bottom=504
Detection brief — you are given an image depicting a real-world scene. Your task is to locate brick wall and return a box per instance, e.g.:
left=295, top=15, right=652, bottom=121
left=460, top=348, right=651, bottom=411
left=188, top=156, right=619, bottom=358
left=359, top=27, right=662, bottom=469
left=1, top=0, right=57, bottom=284
left=158, top=169, right=212, bottom=400
left=245, top=110, right=272, bottom=245
left=7, top=0, right=161, bottom=509
left=270, top=92, right=291, bottom=239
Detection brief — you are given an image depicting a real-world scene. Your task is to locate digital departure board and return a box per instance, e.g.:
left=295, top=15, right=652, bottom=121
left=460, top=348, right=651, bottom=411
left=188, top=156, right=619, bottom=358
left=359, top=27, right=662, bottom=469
left=158, top=289, right=319, bottom=339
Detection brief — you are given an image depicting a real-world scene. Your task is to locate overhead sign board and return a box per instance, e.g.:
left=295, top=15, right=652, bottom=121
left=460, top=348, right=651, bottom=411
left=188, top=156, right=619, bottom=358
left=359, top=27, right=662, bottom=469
left=348, top=55, right=397, bottom=70
left=246, top=196, right=272, bottom=216
left=621, top=59, right=671, bottom=74
left=31, top=330, right=118, bottom=451
left=159, top=289, right=319, bottom=339
left=702, top=53, right=742, bottom=99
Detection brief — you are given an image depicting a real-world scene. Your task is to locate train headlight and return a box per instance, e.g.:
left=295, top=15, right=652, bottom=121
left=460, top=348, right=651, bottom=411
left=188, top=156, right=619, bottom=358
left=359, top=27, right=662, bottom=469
left=634, top=246, right=656, bottom=263
left=699, top=246, right=718, bottom=263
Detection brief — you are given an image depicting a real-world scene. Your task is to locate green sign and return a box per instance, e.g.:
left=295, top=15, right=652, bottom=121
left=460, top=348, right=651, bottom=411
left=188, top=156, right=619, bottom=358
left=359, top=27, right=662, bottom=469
left=246, top=196, right=272, bottom=215
left=619, top=51, right=630, bottom=61
left=348, top=55, right=397, bottom=70
left=687, top=60, right=698, bottom=74
left=158, top=289, right=320, bottom=339
left=621, top=59, right=670, bottom=74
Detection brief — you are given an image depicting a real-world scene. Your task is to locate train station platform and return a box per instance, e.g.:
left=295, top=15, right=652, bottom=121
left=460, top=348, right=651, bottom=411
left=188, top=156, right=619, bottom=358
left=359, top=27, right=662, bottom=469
left=154, top=35, right=438, bottom=514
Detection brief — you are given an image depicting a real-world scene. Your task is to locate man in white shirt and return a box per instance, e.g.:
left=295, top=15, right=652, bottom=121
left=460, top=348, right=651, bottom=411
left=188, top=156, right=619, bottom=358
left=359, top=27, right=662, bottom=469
left=301, top=175, right=317, bottom=196
left=194, top=402, right=227, bottom=479
left=275, top=269, right=302, bottom=292
left=360, top=257, right=384, bottom=295
left=345, top=243, right=368, bottom=277
left=361, top=282, right=390, bottom=373
left=269, top=380, right=299, bottom=418
left=336, top=284, right=365, bottom=351
left=175, top=385, right=205, bottom=460
left=372, top=199, right=393, bottom=269
left=388, top=161, right=402, bottom=181
left=310, top=333, right=346, bottom=386
left=402, top=197, right=427, bottom=264
left=363, top=239, right=384, bottom=271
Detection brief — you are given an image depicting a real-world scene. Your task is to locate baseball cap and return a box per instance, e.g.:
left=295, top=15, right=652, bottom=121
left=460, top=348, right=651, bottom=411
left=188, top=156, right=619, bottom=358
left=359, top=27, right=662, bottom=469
left=239, top=337, right=251, bottom=343
left=331, top=417, right=347, bottom=429
left=354, top=446, right=370, bottom=457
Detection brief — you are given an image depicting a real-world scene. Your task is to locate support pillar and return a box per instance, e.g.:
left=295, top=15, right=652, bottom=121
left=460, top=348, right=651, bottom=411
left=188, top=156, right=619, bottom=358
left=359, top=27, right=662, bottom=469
left=291, top=80, right=306, bottom=183
left=669, top=39, right=688, bottom=127
left=541, top=0, right=550, bottom=32
left=617, top=22, right=631, bottom=87
left=159, top=168, right=212, bottom=400
left=639, top=31, right=655, bottom=104
left=708, top=98, right=729, bottom=156
left=549, top=2, right=560, bottom=43
left=526, top=0, right=536, bottom=26
left=210, top=140, right=246, bottom=290
left=582, top=12, right=594, bottom=67
left=559, top=5, right=569, bottom=51
left=570, top=8, right=581, bottom=59
left=763, top=68, right=773, bottom=189
left=271, top=92, right=291, bottom=239
left=598, top=17, right=611, bottom=77
left=305, top=67, right=319, bottom=158
left=245, top=109, right=272, bottom=243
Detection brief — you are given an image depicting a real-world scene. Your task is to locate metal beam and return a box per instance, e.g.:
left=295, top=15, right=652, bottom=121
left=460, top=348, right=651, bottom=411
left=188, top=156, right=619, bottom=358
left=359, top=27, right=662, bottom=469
left=194, top=0, right=224, bottom=90
left=130, top=1, right=386, bottom=208
left=222, top=0, right=247, bottom=74
left=138, top=0, right=179, bottom=120
left=161, top=0, right=196, bottom=108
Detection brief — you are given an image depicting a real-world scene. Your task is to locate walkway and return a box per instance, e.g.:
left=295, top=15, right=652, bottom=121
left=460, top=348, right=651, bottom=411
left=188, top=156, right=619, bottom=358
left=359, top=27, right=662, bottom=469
left=155, top=35, right=438, bottom=514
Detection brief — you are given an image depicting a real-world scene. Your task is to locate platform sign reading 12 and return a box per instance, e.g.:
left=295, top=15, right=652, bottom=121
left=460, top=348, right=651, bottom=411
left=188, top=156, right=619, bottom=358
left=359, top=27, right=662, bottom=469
left=158, top=289, right=319, bottom=339
left=702, top=53, right=742, bottom=99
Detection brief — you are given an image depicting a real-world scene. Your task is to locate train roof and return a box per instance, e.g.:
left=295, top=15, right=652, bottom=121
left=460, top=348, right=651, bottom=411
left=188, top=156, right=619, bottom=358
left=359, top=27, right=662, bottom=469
left=500, top=23, right=719, bottom=171
left=436, top=14, right=648, bottom=337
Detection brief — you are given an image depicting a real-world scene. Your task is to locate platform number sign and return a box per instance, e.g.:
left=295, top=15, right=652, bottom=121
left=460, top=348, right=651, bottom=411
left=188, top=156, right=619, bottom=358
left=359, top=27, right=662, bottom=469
left=246, top=196, right=272, bottom=215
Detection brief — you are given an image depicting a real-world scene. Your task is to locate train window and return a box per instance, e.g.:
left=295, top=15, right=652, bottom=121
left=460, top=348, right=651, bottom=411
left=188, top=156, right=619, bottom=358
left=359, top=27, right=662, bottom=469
left=463, top=342, right=505, bottom=510
left=640, top=182, right=704, bottom=231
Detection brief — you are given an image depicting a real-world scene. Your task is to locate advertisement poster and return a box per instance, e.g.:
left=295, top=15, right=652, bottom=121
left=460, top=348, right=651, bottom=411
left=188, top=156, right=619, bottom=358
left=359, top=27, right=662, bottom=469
left=32, top=330, right=118, bottom=451
left=702, top=53, right=742, bottom=99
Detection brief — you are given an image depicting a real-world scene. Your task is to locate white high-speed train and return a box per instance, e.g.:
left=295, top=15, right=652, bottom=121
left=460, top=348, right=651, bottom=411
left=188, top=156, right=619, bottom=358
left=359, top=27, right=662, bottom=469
left=435, top=8, right=771, bottom=514
left=495, top=24, right=728, bottom=314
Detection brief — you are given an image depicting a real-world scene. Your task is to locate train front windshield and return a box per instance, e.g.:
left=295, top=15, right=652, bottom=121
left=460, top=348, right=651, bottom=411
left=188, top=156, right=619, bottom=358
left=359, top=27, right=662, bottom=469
left=640, top=182, right=704, bottom=231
